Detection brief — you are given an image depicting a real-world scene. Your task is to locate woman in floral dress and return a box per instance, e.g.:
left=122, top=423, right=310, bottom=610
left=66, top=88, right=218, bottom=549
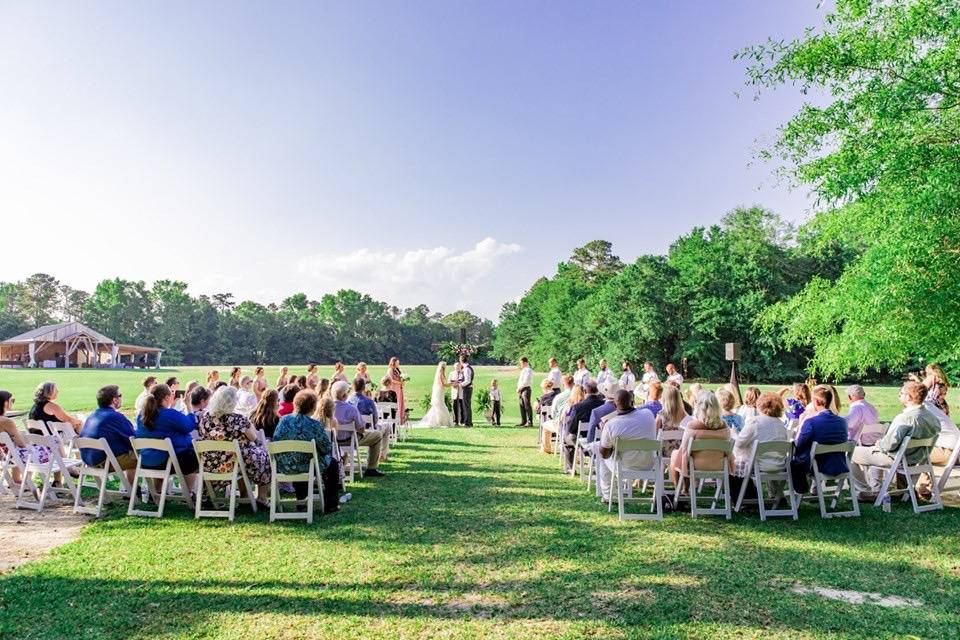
left=197, top=386, right=271, bottom=506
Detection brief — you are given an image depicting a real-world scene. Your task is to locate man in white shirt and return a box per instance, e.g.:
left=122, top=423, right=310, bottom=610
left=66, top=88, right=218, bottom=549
left=665, top=362, right=683, bottom=386
left=134, top=375, right=157, bottom=417
left=619, top=361, right=637, bottom=392
left=639, top=362, right=659, bottom=400
left=595, top=359, right=614, bottom=388
left=844, top=384, right=880, bottom=443
left=516, top=357, right=534, bottom=427
left=546, top=357, right=562, bottom=390
left=573, top=358, right=592, bottom=388
left=459, top=355, right=475, bottom=427
left=594, top=390, right=657, bottom=500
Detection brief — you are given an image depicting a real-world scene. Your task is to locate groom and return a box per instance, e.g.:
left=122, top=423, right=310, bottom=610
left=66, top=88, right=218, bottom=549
left=459, top=354, right=474, bottom=427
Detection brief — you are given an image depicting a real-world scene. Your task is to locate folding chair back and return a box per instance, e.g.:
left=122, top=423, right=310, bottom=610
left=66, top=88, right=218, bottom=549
left=686, top=439, right=733, bottom=519
left=127, top=437, right=195, bottom=518
left=935, top=431, right=960, bottom=496
left=572, top=420, right=590, bottom=479
left=873, top=435, right=943, bottom=514
left=192, top=439, right=258, bottom=521
left=73, top=437, right=132, bottom=517
left=658, top=429, right=683, bottom=489
left=0, top=431, right=31, bottom=496
left=377, top=402, right=398, bottom=441
left=735, top=440, right=797, bottom=520
left=858, top=423, right=886, bottom=446
left=610, top=438, right=663, bottom=521
left=25, top=419, right=52, bottom=436
left=16, top=433, right=78, bottom=511
left=336, top=424, right=362, bottom=482
left=47, top=422, right=78, bottom=457
left=267, top=439, right=324, bottom=523
left=809, top=440, right=859, bottom=518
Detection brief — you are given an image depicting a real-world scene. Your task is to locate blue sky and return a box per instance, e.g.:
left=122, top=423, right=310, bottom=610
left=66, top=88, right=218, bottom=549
left=0, top=1, right=827, bottom=319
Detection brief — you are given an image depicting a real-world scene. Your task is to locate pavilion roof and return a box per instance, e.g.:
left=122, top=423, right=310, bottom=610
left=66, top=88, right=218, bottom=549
left=0, top=321, right=115, bottom=345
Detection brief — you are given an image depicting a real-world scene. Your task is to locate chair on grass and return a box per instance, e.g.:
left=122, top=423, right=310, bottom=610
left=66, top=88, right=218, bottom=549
left=336, top=423, right=362, bottom=483
left=657, top=429, right=683, bottom=493
left=16, top=433, right=78, bottom=511
left=733, top=440, right=798, bottom=521
left=267, top=439, right=325, bottom=524
left=935, top=432, right=960, bottom=497
left=571, top=421, right=590, bottom=478
left=872, top=436, right=943, bottom=514
left=192, top=440, right=259, bottom=521
left=857, top=423, right=886, bottom=447
left=0, top=432, right=37, bottom=499
left=377, top=402, right=398, bottom=443
left=127, top=437, right=195, bottom=518
left=607, top=437, right=663, bottom=521
left=807, top=440, right=859, bottom=519
left=72, top=437, right=133, bottom=517
left=678, top=440, right=733, bottom=520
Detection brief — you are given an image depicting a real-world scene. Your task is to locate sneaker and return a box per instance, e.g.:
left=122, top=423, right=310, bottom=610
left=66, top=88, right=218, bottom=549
left=365, top=469, right=386, bottom=478
left=339, top=492, right=352, bottom=504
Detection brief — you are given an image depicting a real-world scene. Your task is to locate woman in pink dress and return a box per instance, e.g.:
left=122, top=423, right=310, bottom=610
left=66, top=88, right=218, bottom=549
left=388, top=357, right=406, bottom=425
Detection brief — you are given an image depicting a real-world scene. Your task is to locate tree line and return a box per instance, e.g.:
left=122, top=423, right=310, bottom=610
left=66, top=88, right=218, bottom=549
left=0, top=274, right=495, bottom=366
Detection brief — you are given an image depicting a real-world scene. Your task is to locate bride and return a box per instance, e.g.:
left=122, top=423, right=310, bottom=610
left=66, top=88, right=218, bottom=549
left=418, top=361, right=454, bottom=428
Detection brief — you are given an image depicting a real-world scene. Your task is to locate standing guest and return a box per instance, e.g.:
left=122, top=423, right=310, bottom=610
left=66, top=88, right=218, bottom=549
left=573, top=358, right=592, bottom=388
left=228, top=367, right=242, bottom=389
left=197, top=386, right=271, bottom=507
left=737, top=387, right=761, bottom=421
left=134, top=376, right=158, bottom=417
left=450, top=362, right=464, bottom=426
left=253, top=367, right=268, bottom=401
left=516, top=356, right=534, bottom=427
left=595, top=359, right=614, bottom=389
left=181, top=381, right=199, bottom=414
left=276, top=367, right=290, bottom=390
left=620, top=361, right=637, bottom=393
left=546, top=358, right=562, bottom=390
left=595, top=389, right=657, bottom=501
left=250, top=389, right=280, bottom=439
left=845, top=384, right=880, bottom=444
left=135, top=384, right=199, bottom=490
left=534, top=380, right=558, bottom=418
left=356, top=362, right=371, bottom=386
left=586, top=381, right=620, bottom=444
left=79, top=385, right=137, bottom=483
left=166, top=377, right=182, bottom=412
left=670, top=391, right=732, bottom=487
left=489, top=380, right=502, bottom=427
left=717, top=388, right=744, bottom=433
left=273, top=390, right=341, bottom=514
left=279, top=384, right=300, bottom=416
left=30, top=381, right=82, bottom=434
left=460, top=354, right=475, bottom=427
left=317, top=378, right=331, bottom=400
left=790, top=385, right=849, bottom=494
left=332, top=381, right=385, bottom=476
left=332, top=361, right=348, bottom=384
left=919, top=364, right=950, bottom=415
left=188, top=386, right=210, bottom=416
left=0, top=390, right=51, bottom=485
left=562, top=381, right=604, bottom=472
left=206, top=370, right=220, bottom=392
left=296, top=375, right=308, bottom=389
left=306, top=364, right=319, bottom=390
left=641, top=382, right=664, bottom=418
left=779, top=383, right=811, bottom=422
left=731, top=392, right=790, bottom=498
left=665, top=363, right=683, bottom=386
left=640, top=362, right=660, bottom=399
left=388, top=357, right=407, bottom=425
left=236, top=376, right=258, bottom=417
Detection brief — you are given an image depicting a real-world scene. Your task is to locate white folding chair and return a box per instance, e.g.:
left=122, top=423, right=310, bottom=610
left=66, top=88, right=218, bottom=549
left=734, top=440, right=798, bottom=520
left=571, top=421, right=590, bottom=478
left=808, top=440, right=859, bottom=518
left=47, top=422, right=80, bottom=459
left=16, top=433, right=79, bottom=511
left=682, top=440, right=733, bottom=519
left=607, top=437, right=663, bottom=521
left=0, top=432, right=37, bottom=498
left=127, top=437, right=195, bottom=518
left=658, top=429, right=683, bottom=493
left=193, top=440, right=258, bottom=521
left=858, top=423, right=886, bottom=446
left=72, top=437, right=133, bottom=517
left=873, top=436, right=943, bottom=514
left=268, top=439, right=325, bottom=524
left=935, top=432, right=960, bottom=496
left=336, top=424, right=362, bottom=483
left=377, top=402, right=398, bottom=443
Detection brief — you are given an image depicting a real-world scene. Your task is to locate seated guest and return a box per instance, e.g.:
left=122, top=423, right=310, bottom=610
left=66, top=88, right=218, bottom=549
left=562, top=382, right=604, bottom=472
left=349, top=378, right=390, bottom=461
left=250, top=389, right=281, bottom=439
left=541, top=375, right=575, bottom=453
left=166, top=378, right=183, bottom=412
left=594, top=389, right=657, bottom=501
left=235, top=376, right=258, bottom=417
left=656, top=385, right=691, bottom=456
left=670, top=391, right=732, bottom=487
left=717, top=388, right=744, bottom=433
left=845, top=384, right=880, bottom=444
left=317, top=378, right=330, bottom=399
left=682, top=383, right=702, bottom=415
left=586, top=381, right=620, bottom=444
left=279, top=384, right=300, bottom=416
left=790, top=385, right=848, bottom=494
left=779, top=383, right=811, bottom=422
left=134, top=376, right=158, bottom=417
left=917, top=400, right=958, bottom=498
left=534, top=379, right=558, bottom=416
left=550, top=375, right=576, bottom=420
left=731, top=392, right=790, bottom=499
left=79, top=385, right=137, bottom=483
left=198, top=386, right=271, bottom=506
left=30, top=381, right=82, bottom=434
left=737, top=386, right=761, bottom=421
left=332, top=381, right=385, bottom=477
left=135, top=384, right=199, bottom=489
left=181, top=381, right=199, bottom=414
left=187, top=386, right=210, bottom=416
left=296, top=375, right=309, bottom=390
left=918, top=363, right=950, bottom=415
left=850, top=381, right=940, bottom=499
left=377, top=376, right=397, bottom=403
left=0, top=390, right=50, bottom=485
left=274, top=389, right=341, bottom=513
left=641, top=382, right=663, bottom=418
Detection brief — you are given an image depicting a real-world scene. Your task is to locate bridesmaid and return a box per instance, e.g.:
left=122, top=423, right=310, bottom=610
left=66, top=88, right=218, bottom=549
left=276, top=366, right=290, bottom=390
left=388, top=357, right=406, bottom=425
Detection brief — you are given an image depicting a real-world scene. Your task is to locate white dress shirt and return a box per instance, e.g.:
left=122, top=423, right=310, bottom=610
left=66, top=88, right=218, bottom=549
left=619, top=371, right=637, bottom=392
left=547, top=367, right=562, bottom=389
left=449, top=372, right=463, bottom=399
left=573, top=368, right=592, bottom=387
left=517, top=366, right=533, bottom=390
left=666, top=373, right=684, bottom=386
left=595, top=368, right=614, bottom=388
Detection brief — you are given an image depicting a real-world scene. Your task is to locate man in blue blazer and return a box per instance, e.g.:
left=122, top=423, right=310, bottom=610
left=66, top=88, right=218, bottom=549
left=791, top=385, right=850, bottom=493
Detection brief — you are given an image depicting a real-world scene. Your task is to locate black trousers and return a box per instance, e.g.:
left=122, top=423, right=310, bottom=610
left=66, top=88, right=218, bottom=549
left=462, top=385, right=473, bottom=426
left=492, top=400, right=501, bottom=426
left=518, top=387, right=532, bottom=425
left=294, top=458, right=341, bottom=511
left=453, top=398, right=463, bottom=424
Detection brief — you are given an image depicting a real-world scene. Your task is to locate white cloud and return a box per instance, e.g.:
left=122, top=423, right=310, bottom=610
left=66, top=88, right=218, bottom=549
left=297, top=237, right=522, bottom=318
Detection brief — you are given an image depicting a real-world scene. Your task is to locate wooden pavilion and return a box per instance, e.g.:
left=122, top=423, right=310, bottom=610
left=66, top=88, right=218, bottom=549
left=0, top=322, right=163, bottom=368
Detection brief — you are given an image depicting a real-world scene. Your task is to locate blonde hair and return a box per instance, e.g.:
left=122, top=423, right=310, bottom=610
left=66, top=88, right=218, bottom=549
left=743, top=386, right=761, bottom=407
left=659, top=385, right=687, bottom=429
left=716, top=387, right=736, bottom=412
left=693, top=391, right=723, bottom=430
left=568, top=385, right=585, bottom=406
left=314, top=397, right=336, bottom=425
left=926, top=364, right=949, bottom=388
left=685, top=383, right=703, bottom=405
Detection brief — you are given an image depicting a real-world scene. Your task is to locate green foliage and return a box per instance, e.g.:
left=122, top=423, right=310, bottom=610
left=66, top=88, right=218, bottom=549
left=475, top=387, right=491, bottom=412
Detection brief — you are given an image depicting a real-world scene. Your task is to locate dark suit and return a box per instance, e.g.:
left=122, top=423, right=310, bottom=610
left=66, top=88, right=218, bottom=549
left=563, top=394, right=605, bottom=471
left=791, top=409, right=849, bottom=493
left=462, top=363, right=474, bottom=426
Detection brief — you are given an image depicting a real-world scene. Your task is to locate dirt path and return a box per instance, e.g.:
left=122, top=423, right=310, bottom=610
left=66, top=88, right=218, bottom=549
left=0, top=493, right=89, bottom=573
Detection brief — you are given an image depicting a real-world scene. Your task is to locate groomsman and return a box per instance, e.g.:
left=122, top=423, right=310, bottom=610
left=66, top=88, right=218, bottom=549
left=450, top=362, right=464, bottom=425
left=460, top=354, right=475, bottom=427
left=517, top=356, right=534, bottom=427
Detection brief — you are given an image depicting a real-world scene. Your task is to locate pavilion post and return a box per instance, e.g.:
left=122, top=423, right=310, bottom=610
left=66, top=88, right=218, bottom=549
left=28, top=341, right=36, bottom=367
left=155, top=351, right=162, bottom=369
left=111, top=344, right=119, bottom=367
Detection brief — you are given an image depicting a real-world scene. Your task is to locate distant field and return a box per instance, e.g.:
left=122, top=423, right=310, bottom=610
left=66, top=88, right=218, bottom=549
left=0, top=364, right=907, bottom=422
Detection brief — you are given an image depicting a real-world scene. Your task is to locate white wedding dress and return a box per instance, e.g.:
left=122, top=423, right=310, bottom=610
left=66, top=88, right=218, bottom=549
left=418, top=363, right=453, bottom=428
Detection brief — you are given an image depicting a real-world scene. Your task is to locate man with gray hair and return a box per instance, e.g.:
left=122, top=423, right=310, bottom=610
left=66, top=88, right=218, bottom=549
left=331, top=380, right=385, bottom=477
left=845, top=384, right=879, bottom=444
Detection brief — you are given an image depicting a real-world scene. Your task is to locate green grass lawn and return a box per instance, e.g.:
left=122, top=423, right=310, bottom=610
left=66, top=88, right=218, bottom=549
left=0, top=365, right=906, bottom=422
left=1, top=427, right=958, bottom=639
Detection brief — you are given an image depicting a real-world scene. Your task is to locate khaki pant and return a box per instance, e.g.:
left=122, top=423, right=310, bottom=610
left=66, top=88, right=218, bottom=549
left=541, top=420, right=558, bottom=454
left=376, top=426, right=392, bottom=461
left=850, top=445, right=895, bottom=494
left=357, top=430, right=383, bottom=470
left=917, top=446, right=953, bottom=494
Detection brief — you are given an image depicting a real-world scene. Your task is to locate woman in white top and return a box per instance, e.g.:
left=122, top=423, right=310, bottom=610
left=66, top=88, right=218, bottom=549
left=235, top=376, right=258, bottom=417
left=733, top=392, right=790, bottom=479
left=737, top=386, right=761, bottom=421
